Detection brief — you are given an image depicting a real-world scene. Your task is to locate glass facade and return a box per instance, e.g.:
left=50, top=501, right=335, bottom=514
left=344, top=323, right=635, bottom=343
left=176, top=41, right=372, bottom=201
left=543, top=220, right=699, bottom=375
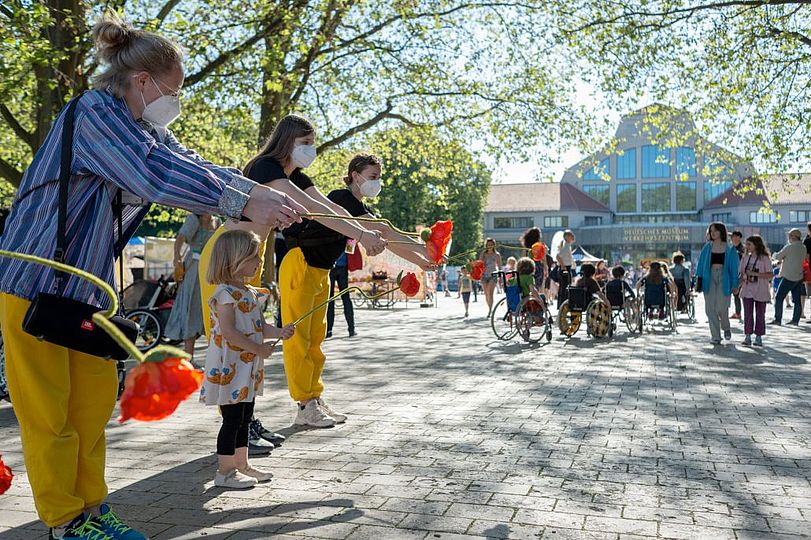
left=584, top=216, right=603, bottom=226
left=789, top=210, right=811, bottom=223
left=616, top=148, right=636, bottom=179
left=583, top=184, right=609, bottom=206
left=616, top=183, right=637, bottom=213
left=642, top=145, right=671, bottom=178
left=704, top=180, right=732, bottom=202
left=675, top=147, right=696, bottom=179
left=544, top=216, right=569, bottom=228
left=711, top=212, right=732, bottom=223
left=582, top=158, right=610, bottom=180
left=614, top=213, right=702, bottom=223
left=675, top=181, right=696, bottom=211
left=642, top=182, right=670, bottom=212
left=494, top=216, right=533, bottom=229
left=750, top=211, right=777, bottom=224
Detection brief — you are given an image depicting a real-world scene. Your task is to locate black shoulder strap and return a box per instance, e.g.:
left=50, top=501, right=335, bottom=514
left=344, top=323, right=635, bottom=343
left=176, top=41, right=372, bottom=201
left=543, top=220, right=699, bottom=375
left=55, top=95, right=82, bottom=266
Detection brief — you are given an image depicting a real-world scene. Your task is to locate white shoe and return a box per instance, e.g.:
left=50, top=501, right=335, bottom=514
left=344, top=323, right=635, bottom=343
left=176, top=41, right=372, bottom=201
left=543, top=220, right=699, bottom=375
left=317, top=398, right=347, bottom=423
left=214, top=469, right=257, bottom=489
left=239, top=466, right=273, bottom=482
left=294, top=400, right=335, bottom=428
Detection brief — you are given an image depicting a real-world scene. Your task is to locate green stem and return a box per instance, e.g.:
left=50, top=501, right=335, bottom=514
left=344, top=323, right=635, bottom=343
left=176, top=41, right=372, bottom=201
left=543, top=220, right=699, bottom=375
left=302, top=212, right=422, bottom=238
left=0, top=249, right=148, bottom=363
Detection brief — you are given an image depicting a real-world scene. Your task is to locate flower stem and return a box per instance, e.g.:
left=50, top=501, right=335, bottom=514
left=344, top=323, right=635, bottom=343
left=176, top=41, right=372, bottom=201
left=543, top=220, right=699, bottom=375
left=301, top=213, right=422, bottom=238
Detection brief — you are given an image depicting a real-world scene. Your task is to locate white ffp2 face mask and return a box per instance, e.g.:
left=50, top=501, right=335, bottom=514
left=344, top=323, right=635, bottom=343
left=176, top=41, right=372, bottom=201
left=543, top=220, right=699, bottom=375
left=358, top=176, right=382, bottom=198
left=139, top=77, right=181, bottom=138
left=291, top=144, right=317, bottom=169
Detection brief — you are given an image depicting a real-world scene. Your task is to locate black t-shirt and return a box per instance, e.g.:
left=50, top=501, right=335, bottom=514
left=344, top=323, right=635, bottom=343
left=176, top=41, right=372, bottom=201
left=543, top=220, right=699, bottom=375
left=294, top=189, right=372, bottom=270
left=576, top=276, right=602, bottom=298
left=804, top=235, right=811, bottom=258
left=246, top=156, right=315, bottom=238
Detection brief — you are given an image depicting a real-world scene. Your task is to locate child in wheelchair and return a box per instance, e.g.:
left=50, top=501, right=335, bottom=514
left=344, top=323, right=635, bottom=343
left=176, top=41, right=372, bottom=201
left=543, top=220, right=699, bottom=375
left=516, top=257, right=548, bottom=322
left=574, top=262, right=611, bottom=309
left=605, top=265, right=635, bottom=309
left=636, top=261, right=676, bottom=320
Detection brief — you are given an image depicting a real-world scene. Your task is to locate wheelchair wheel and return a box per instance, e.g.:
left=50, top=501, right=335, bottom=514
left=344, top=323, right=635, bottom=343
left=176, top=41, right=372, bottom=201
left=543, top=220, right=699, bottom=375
left=0, top=327, right=8, bottom=402
left=636, top=296, right=645, bottom=333
left=557, top=300, right=582, bottom=337
left=669, top=301, right=678, bottom=331
left=586, top=301, right=611, bottom=338
left=624, top=301, right=640, bottom=333
left=687, top=293, right=696, bottom=320
left=126, top=309, right=162, bottom=352
left=491, top=297, right=519, bottom=340
left=517, top=298, right=549, bottom=343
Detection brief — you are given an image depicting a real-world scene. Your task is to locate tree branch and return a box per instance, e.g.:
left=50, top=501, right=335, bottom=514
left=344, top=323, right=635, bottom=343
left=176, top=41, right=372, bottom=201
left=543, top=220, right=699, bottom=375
left=0, top=4, right=13, bottom=18
left=0, top=104, right=35, bottom=150
left=0, top=156, right=23, bottom=188
left=317, top=101, right=418, bottom=153
left=154, top=0, right=182, bottom=27
left=768, top=25, right=811, bottom=48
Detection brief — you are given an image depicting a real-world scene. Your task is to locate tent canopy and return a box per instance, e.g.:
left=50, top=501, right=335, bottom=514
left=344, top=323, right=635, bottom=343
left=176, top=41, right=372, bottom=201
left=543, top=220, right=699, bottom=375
left=572, top=245, right=601, bottom=263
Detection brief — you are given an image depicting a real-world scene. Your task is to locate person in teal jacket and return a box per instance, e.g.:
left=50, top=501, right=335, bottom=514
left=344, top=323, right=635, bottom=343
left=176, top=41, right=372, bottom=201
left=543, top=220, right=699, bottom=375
left=695, top=222, right=740, bottom=344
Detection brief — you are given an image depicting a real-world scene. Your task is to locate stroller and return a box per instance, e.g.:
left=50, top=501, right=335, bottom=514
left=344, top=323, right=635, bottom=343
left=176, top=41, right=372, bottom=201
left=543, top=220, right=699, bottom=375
left=123, top=276, right=181, bottom=352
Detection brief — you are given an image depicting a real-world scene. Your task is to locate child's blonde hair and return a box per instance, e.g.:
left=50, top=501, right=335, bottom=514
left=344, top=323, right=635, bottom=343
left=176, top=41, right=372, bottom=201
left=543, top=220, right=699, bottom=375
left=206, top=230, right=261, bottom=284
left=516, top=257, right=535, bottom=276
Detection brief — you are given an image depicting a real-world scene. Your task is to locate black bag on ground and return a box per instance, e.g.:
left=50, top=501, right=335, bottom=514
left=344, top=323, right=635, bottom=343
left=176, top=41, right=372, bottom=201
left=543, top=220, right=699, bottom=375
left=21, top=95, right=138, bottom=361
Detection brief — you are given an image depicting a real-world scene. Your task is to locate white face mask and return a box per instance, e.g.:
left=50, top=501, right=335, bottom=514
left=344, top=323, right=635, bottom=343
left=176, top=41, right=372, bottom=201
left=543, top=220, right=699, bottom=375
left=358, top=175, right=382, bottom=198
left=139, top=77, right=181, bottom=136
left=291, top=144, right=317, bottom=169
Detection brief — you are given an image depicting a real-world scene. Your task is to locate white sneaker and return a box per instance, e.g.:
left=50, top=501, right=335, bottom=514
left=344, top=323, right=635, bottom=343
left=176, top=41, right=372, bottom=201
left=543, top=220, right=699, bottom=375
left=239, top=466, right=273, bottom=482
left=294, top=400, right=335, bottom=428
left=214, top=469, right=257, bottom=489
left=317, top=398, right=347, bottom=423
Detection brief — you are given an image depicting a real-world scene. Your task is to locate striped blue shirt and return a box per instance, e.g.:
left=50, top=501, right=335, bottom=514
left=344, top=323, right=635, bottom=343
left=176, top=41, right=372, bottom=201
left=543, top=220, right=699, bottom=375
left=0, top=89, right=256, bottom=309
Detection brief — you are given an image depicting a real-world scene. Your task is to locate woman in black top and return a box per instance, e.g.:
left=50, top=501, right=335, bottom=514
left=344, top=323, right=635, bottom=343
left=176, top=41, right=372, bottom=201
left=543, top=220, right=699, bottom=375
left=279, top=153, right=430, bottom=427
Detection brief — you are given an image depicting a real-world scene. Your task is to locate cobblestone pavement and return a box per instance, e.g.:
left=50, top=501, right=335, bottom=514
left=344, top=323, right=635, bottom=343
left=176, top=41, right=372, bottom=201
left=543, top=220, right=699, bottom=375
left=1, top=293, right=810, bottom=539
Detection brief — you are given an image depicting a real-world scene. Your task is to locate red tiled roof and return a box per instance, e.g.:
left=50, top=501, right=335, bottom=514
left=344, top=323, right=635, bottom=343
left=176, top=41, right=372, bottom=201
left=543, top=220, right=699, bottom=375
left=485, top=182, right=610, bottom=213
left=704, top=175, right=811, bottom=208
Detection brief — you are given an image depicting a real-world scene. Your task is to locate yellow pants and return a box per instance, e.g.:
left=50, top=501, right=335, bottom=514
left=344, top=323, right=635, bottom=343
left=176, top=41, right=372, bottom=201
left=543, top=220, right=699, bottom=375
left=0, top=293, right=118, bottom=527
left=280, top=248, right=330, bottom=402
left=199, top=225, right=266, bottom=338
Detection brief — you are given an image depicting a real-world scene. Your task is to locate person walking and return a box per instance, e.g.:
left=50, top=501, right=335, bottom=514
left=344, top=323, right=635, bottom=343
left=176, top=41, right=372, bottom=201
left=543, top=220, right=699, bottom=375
left=737, top=235, right=772, bottom=346
left=729, top=231, right=744, bottom=320
left=555, top=230, right=576, bottom=309
left=0, top=13, right=302, bottom=540
left=479, top=238, right=502, bottom=317
left=770, top=228, right=806, bottom=326
left=695, top=222, right=739, bottom=344
left=164, top=213, right=220, bottom=358
left=326, top=252, right=355, bottom=338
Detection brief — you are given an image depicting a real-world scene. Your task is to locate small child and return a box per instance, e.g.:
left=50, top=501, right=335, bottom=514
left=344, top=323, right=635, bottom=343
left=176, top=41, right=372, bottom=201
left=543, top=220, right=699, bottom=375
left=575, top=262, right=610, bottom=308
left=737, top=235, right=772, bottom=346
left=201, top=230, right=295, bottom=489
left=458, top=267, right=473, bottom=317
left=515, top=257, right=539, bottom=299
left=605, top=265, right=635, bottom=308
left=636, top=261, right=675, bottom=319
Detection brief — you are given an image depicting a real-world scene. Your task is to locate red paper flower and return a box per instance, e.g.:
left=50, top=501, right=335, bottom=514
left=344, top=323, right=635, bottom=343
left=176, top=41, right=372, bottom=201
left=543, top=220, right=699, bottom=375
left=470, top=260, right=485, bottom=281
left=424, top=220, right=453, bottom=264
left=531, top=242, right=546, bottom=262
left=118, top=353, right=203, bottom=423
left=0, top=454, right=12, bottom=495
left=399, top=272, right=421, bottom=297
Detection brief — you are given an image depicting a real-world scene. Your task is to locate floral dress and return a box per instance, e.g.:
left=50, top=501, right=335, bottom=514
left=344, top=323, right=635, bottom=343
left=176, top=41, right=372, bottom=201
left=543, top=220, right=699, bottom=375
left=199, top=284, right=269, bottom=406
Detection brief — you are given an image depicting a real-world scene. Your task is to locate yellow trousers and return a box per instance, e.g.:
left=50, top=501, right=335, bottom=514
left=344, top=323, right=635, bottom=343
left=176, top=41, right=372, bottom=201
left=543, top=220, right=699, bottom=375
left=198, top=225, right=266, bottom=338
left=279, top=248, right=330, bottom=402
left=0, top=293, right=118, bottom=527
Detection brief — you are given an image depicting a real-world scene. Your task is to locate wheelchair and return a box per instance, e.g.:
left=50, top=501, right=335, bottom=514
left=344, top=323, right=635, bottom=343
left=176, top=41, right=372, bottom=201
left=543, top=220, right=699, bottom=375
left=675, top=280, right=696, bottom=321
left=606, top=286, right=641, bottom=335
left=637, top=281, right=677, bottom=332
left=490, top=271, right=553, bottom=344
left=557, top=286, right=613, bottom=338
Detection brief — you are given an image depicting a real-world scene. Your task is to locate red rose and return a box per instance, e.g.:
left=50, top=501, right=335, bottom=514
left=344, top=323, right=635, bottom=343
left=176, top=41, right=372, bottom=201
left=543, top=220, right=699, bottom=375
left=470, top=260, right=485, bottom=281
left=118, top=353, right=203, bottom=423
left=424, top=220, right=453, bottom=264
left=399, top=272, right=421, bottom=297
left=0, top=454, right=12, bottom=495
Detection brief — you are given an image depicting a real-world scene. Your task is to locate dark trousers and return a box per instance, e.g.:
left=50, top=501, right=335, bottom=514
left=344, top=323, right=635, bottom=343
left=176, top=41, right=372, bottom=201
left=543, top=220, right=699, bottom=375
left=557, top=266, right=572, bottom=308
left=217, top=400, right=255, bottom=455
left=676, top=281, right=687, bottom=311
left=774, top=278, right=803, bottom=323
left=733, top=292, right=742, bottom=315
left=327, top=265, right=354, bottom=333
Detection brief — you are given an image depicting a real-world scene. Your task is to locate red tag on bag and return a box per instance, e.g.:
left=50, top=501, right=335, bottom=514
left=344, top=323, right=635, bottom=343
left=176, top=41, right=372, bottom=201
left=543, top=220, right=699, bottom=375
left=81, top=320, right=95, bottom=331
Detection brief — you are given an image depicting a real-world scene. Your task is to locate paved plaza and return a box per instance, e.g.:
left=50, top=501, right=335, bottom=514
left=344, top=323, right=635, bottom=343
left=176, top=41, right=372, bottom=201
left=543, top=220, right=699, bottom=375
left=1, top=293, right=810, bottom=539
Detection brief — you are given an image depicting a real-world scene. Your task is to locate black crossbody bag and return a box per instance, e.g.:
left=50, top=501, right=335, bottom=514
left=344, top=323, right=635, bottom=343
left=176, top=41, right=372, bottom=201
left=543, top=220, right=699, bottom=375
left=21, top=95, right=138, bottom=360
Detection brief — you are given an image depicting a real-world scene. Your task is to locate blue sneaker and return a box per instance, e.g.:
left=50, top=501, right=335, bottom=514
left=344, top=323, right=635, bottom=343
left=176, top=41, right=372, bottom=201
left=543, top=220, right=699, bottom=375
left=52, top=514, right=113, bottom=539
left=93, top=504, right=148, bottom=540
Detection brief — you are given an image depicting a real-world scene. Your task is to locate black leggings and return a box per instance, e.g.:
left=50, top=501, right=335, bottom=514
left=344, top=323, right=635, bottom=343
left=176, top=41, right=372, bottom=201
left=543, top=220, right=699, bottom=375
left=217, top=400, right=255, bottom=455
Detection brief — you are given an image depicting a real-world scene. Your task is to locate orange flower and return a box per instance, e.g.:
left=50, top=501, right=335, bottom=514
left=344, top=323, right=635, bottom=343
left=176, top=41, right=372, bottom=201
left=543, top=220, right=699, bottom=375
left=399, top=272, right=421, bottom=297
left=0, top=454, right=12, bottom=495
left=118, top=353, right=203, bottom=423
left=531, top=242, right=546, bottom=261
left=470, top=260, right=485, bottom=281
left=423, top=220, right=453, bottom=264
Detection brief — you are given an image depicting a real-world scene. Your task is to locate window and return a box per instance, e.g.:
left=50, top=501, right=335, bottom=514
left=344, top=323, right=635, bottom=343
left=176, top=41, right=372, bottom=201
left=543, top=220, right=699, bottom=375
left=675, top=147, right=696, bottom=179
left=616, top=183, right=637, bottom=213
left=544, top=216, right=569, bottom=228
left=642, top=182, right=670, bottom=212
left=675, top=181, right=696, bottom=211
left=711, top=212, right=732, bottom=223
left=584, top=216, right=603, bottom=226
left=703, top=157, right=732, bottom=181
left=493, top=216, right=533, bottom=229
left=704, top=180, right=732, bottom=202
left=616, top=148, right=637, bottom=179
left=789, top=210, right=811, bottom=223
left=614, top=213, right=702, bottom=224
left=583, top=184, right=609, bottom=206
left=582, top=158, right=609, bottom=180
left=749, top=211, right=776, bottom=224
left=642, top=145, right=671, bottom=178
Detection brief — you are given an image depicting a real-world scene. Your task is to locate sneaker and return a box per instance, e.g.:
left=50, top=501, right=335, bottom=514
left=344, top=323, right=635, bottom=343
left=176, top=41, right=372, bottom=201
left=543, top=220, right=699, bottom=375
left=768, top=320, right=781, bottom=326
left=214, top=469, right=257, bottom=489
left=723, top=330, right=732, bottom=340
left=52, top=514, right=114, bottom=540
left=94, top=504, right=147, bottom=540
left=710, top=338, right=721, bottom=345
left=325, top=331, right=333, bottom=339
left=248, top=421, right=275, bottom=450
left=239, top=466, right=273, bottom=482
left=743, top=335, right=752, bottom=346
left=248, top=437, right=272, bottom=456
left=317, top=398, right=347, bottom=423
left=348, top=330, right=356, bottom=337
left=294, top=400, right=335, bottom=428
left=250, top=418, right=285, bottom=446
left=754, top=336, right=763, bottom=347
left=787, top=320, right=800, bottom=326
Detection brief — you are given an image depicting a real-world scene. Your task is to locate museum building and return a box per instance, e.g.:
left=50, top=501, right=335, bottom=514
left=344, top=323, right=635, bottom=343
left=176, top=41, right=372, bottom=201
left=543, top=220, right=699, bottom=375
left=484, top=105, right=811, bottom=263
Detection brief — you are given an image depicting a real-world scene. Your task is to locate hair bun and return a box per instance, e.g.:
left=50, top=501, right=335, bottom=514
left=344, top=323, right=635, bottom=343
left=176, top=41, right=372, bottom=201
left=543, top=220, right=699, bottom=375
left=92, top=13, right=132, bottom=63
